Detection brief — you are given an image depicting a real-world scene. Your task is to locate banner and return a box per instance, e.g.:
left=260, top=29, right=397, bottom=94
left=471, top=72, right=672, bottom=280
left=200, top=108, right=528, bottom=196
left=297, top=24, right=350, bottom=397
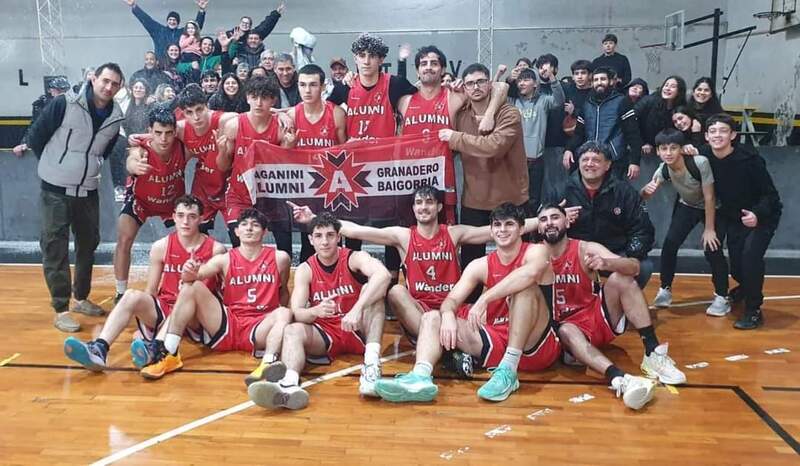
left=229, top=134, right=452, bottom=229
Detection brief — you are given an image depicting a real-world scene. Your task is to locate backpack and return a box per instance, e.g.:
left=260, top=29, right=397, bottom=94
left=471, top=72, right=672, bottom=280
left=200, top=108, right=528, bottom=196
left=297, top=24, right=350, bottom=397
left=661, top=155, right=702, bottom=183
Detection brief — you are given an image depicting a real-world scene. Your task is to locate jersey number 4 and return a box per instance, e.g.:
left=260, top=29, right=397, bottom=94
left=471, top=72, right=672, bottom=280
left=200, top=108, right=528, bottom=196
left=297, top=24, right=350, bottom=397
left=425, top=265, right=436, bottom=281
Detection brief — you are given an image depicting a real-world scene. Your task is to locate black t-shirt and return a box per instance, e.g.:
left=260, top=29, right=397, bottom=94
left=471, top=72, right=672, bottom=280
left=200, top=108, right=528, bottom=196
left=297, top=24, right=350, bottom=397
left=327, top=74, right=417, bottom=111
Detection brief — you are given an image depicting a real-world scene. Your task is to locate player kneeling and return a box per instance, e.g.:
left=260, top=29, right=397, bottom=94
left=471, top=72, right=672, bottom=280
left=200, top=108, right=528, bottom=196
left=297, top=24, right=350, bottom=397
left=248, top=213, right=391, bottom=410
left=138, top=209, right=292, bottom=381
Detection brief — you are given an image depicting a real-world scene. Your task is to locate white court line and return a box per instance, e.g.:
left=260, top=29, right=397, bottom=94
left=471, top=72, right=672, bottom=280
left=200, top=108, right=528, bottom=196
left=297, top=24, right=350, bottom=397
left=91, top=350, right=415, bottom=466
left=650, top=294, right=800, bottom=310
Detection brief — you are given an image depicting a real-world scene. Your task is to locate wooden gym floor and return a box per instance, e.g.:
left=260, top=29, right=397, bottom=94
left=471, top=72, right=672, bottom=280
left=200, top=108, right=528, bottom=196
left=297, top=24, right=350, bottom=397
left=0, top=264, right=798, bottom=465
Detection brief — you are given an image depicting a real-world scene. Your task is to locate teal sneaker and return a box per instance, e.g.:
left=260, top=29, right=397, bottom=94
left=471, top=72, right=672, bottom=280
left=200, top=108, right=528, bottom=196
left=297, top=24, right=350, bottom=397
left=477, top=366, right=519, bottom=401
left=375, top=372, right=438, bottom=402
left=130, top=339, right=159, bottom=369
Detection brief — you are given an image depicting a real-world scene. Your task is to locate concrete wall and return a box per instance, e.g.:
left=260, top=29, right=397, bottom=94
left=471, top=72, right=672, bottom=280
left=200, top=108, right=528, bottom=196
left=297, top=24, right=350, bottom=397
left=719, top=0, right=800, bottom=145
left=1, top=0, right=723, bottom=115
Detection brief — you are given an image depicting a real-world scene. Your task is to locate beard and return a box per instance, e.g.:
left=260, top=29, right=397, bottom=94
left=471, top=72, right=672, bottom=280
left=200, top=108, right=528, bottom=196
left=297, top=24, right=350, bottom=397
left=593, top=85, right=609, bottom=99
left=543, top=227, right=567, bottom=244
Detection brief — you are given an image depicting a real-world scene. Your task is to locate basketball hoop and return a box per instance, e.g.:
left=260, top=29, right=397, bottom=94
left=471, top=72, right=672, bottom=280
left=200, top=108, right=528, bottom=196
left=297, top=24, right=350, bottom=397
left=754, top=10, right=786, bottom=20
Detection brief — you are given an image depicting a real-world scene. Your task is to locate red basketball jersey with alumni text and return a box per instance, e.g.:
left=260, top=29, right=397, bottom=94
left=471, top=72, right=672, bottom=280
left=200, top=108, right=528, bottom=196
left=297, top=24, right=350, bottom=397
left=225, top=113, right=280, bottom=222
left=129, top=141, right=187, bottom=216
left=223, top=246, right=281, bottom=318
left=403, top=225, right=460, bottom=310
left=484, top=242, right=530, bottom=326
left=158, top=232, right=218, bottom=311
left=294, top=101, right=338, bottom=148
left=402, top=89, right=457, bottom=215
left=549, top=239, right=601, bottom=322
left=346, top=72, right=395, bottom=139
left=185, top=111, right=227, bottom=209
left=402, top=89, right=451, bottom=135
left=307, top=248, right=363, bottom=317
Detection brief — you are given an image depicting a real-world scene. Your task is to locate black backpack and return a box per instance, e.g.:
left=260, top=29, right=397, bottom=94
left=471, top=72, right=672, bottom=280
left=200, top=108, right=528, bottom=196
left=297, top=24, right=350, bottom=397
left=661, top=155, right=702, bottom=183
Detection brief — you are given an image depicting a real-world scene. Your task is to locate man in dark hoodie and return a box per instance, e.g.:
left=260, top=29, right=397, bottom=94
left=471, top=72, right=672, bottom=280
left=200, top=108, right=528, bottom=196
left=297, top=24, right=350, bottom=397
left=129, top=51, right=171, bottom=93
left=236, top=32, right=266, bottom=69
left=124, top=0, right=208, bottom=60
left=625, top=78, right=649, bottom=105
left=702, top=113, right=782, bottom=330
left=592, top=33, right=631, bottom=88
left=564, top=66, right=644, bottom=180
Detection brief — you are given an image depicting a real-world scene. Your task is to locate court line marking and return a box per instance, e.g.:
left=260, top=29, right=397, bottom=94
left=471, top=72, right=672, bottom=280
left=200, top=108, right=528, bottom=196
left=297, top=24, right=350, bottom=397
left=733, top=386, right=800, bottom=455
left=90, top=350, right=415, bottom=466
left=650, top=294, right=800, bottom=310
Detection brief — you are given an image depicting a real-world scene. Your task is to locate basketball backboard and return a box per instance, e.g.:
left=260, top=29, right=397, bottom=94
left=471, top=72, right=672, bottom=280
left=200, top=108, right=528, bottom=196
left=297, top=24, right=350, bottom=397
left=665, top=10, right=685, bottom=50
left=769, top=0, right=799, bottom=33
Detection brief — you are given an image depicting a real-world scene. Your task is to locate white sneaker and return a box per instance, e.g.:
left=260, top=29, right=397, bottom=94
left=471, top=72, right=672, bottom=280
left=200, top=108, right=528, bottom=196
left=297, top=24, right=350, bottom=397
left=706, top=294, right=731, bottom=317
left=359, top=363, right=382, bottom=397
left=641, top=343, right=687, bottom=385
left=611, top=374, right=656, bottom=410
left=653, top=287, right=672, bottom=308
left=248, top=381, right=309, bottom=410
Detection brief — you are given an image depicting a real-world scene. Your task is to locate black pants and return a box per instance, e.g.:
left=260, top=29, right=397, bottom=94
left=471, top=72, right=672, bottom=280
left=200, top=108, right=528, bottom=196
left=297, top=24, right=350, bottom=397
left=39, top=189, right=100, bottom=312
left=527, top=157, right=545, bottom=214
left=717, top=215, right=776, bottom=312
left=660, top=202, right=729, bottom=296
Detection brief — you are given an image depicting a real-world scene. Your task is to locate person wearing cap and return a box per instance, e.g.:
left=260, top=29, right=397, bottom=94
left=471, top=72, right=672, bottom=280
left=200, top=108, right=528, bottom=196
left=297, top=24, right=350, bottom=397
left=591, top=33, right=631, bottom=88
left=123, top=0, right=209, bottom=60
left=12, top=76, right=72, bottom=154
left=26, top=63, right=125, bottom=332
left=329, top=57, right=348, bottom=82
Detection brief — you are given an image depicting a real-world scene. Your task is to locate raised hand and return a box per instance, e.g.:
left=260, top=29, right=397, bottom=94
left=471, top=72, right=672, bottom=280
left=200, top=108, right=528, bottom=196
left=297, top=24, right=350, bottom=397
left=642, top=179, right=661, bottom=196
left=286, top=201, right=315, bottom=223
left=196, top=0, right=209, bottom=11
left=129, top=149, right=153, bottom=176
left=123, top=0, right=135, bottom=7
left=398, top=43, right=412, bottom=61
left=276, top=1, right=286, bottom=15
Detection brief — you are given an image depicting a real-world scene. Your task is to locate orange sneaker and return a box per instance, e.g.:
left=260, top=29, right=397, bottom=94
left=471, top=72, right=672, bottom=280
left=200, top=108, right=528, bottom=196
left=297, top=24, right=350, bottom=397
left=140, top=350, right=183, bottom=380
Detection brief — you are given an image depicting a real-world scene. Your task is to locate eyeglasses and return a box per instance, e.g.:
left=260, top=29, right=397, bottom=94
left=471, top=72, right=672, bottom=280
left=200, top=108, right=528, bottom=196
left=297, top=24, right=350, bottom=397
left=464, top=78, right=489, bottom=89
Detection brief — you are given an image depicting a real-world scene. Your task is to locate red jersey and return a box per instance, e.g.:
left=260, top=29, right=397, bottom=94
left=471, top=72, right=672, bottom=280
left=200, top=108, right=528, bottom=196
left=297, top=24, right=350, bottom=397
left=484, top=242, right=530, bottom=326
left=402, top=89, right=451, bottom=135
left=307, top=248, right=364, bottom=317
left=226, top=113, right=281, bottom=220
left=550, top=239, right=601, bottom=322
left=294, top=101, right=338, bottom=148
left=158, top=232, right=218, bottom=310
left=402, top=89, right=457, bottom=215
left=186, top=111, right=227, bottom=202
left=223, top=246, right=281, bottom=318
left=346, top=72, right=396, bottom=139
left=129, top=141, right=186, bottom=216
left=403, top=225, right=460, bottom=309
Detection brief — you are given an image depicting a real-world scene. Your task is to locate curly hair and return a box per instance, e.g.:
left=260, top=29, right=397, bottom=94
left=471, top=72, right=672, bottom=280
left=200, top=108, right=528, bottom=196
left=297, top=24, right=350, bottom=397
left=351, top=33, right=389, bottom=58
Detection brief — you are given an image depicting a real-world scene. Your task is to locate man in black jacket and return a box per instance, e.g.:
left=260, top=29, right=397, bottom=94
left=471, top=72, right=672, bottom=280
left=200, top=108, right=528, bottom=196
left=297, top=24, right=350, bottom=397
left=125, top=0, right=208, bottom=60
left=703, top=114, right=782, bottom=329
left=592, top=34, right=631, bottom=88
left=551, top=141, right=655, bottom=289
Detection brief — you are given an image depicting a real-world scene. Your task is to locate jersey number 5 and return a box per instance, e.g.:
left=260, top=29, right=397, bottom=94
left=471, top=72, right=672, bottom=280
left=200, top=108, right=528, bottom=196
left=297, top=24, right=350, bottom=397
left=247, top=288, right=257, bottom=303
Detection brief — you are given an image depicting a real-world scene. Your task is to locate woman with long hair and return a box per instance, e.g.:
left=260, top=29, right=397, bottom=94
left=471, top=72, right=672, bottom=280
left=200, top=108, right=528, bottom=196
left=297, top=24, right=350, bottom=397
left=208, top=73, right=249, bottom=113
left=635, top=75, right=687, bottom=154
left=688, top=77, right=724, bottom=128
left=671, top=105, right=704, bottom=148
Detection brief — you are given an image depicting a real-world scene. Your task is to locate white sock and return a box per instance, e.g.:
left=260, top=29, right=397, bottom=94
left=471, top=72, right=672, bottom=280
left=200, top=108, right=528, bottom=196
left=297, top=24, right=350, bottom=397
left=164, top=333, right=181, bottom=355
left=281, top=369, right=300, bottom=386
left=364, top=342, right=381, bottom=366
left=499, top=347, right=522, bottom=372
left=262, top=353, right=277, bottom=364
left=115, top=280, right=127, bottom=295
left=412, top=361, right=433, bottom=377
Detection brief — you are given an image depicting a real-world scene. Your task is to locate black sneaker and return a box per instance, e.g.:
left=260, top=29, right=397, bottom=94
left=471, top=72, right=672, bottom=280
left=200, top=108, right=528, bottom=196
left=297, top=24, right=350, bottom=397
left=114, top=292, right=124, bottom=304
left=728, top=286, right=745, bottom=304
left=442, top=350, right=474, bottom=379
left=734, top=309, right=763, bottom=330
